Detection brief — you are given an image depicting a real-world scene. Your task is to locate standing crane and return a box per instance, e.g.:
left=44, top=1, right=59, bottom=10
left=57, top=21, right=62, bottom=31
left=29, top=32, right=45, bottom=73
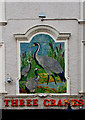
left=30, top=42, right=66, bottom=85
left=25, top=68, right=40, bottom=93
left=19, top=59, right=31, bottom=81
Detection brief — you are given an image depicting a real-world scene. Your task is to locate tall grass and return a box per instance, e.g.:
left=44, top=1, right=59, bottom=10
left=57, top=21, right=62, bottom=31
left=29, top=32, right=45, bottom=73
left=19, top=41, right=66, bottom=93
left=47, top=39, right=65, bottom=72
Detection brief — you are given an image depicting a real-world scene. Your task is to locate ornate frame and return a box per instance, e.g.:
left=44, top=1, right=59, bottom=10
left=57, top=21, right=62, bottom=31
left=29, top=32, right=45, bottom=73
left=14, top=25, right=71, bottom=95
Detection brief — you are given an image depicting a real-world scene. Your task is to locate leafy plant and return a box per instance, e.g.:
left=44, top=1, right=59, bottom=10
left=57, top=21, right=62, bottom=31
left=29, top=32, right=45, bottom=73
left=19, top=41, right=66, bottom=94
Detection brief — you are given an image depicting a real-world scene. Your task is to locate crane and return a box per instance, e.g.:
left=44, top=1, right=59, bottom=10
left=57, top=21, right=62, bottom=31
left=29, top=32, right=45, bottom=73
left=25, top=68, right=40, bottom=93
left=19, top=59, right=31, bottom=81
left=30, top=42, right=66, bottom=85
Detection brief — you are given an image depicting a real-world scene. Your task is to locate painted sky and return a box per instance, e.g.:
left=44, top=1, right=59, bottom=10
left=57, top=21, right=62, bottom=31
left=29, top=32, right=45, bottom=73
left=20, top=34, right=64, bottom=56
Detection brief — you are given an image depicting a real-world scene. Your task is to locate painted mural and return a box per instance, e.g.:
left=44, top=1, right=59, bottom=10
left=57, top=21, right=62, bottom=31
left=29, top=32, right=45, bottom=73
left=19, top=34, right=67, bottom=93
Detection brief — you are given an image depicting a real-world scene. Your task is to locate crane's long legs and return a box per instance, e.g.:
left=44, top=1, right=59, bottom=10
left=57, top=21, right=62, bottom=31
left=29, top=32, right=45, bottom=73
left=47, top=74, right=57, bottom=85
left=47, top=74, right=49, bottom=85
left=51, top=74, right=57, bottom=85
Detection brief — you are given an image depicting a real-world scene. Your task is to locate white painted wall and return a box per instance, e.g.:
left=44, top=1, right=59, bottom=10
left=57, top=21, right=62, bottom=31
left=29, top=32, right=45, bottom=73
left=0, top=0, right=6, bottom=95
left=0, top=42, right=6, bottom=93
left=1, top=1, right=85, bottom=97
left=6, top=2, right=80, bottom=20
left=2, top=2, right=81, bottom=95
left=0, top=0, right=5, bottom=21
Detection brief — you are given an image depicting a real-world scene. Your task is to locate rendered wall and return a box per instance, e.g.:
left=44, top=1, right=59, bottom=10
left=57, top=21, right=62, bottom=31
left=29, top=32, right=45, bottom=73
left=2, top=2, right=81, bottom=95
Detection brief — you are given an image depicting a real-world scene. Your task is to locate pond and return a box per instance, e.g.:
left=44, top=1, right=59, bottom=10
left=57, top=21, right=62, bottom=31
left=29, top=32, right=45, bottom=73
left=38, top=82, right=65, bottom=90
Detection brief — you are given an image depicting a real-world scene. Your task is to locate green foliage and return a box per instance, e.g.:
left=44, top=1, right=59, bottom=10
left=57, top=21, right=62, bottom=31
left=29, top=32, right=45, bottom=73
left=19, top=41, right=66, bottom=94
left=35, top=86, right=57, bottom=93
left=57, top=81, right=67, bottom=93
left=47, top=39, right=65, bottom=72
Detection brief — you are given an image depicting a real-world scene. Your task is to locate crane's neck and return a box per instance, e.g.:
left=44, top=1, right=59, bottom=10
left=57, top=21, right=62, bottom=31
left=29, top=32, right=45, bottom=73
left=34, top=44, right=40, bottom=62
left=35, top=70, right=40, bottom=81
left=29, top=62, right=31, bottom=70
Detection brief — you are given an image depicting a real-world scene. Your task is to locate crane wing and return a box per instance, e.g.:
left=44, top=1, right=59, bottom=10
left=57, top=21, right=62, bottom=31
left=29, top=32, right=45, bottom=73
left=37, top=55, right=63, bottom=74
left=21, top=66, right=30, bottom=76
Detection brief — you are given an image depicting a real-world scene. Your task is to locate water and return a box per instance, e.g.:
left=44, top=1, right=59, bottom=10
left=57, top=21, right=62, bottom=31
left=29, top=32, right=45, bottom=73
left=38, top=82, right=65, bottom=90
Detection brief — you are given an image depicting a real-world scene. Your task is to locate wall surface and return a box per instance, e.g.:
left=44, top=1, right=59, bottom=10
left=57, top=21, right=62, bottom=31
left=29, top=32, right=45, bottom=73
left=1, top=1, right=84, bottom=110
left=6, top=2, right=80, bottom=19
